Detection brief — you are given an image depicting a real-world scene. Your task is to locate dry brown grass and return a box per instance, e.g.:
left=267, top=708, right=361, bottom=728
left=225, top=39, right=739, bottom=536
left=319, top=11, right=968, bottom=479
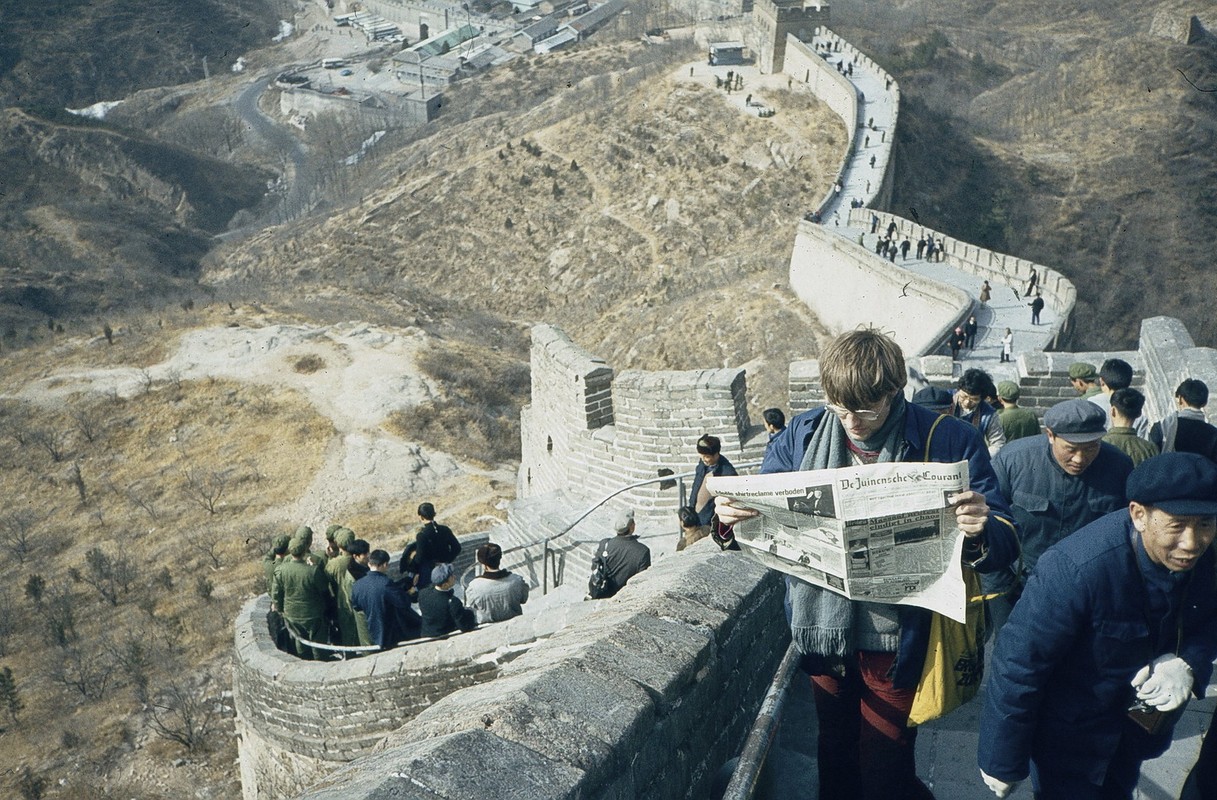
left=216, top=41, right=842, bottom=414
left=0, top=327, right=331, bottom=798
left=384, top=339, right=531, bottom=467
left=292, top=353, right=326, bottom=374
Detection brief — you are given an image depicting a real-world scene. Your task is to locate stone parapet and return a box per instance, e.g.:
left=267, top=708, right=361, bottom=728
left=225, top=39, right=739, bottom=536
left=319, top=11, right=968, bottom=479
left=1011, top=350, right=1141, bottom=416
left=233, top=571, right=595, bottom=799
left=295, top=543, right=789, bottom=800
left=518, top=324, right=753, bottom=534
left=1139, top=316, right=1217, bottom=426
left=849, top=207, right=1077, bottom=354
left=789, top=219, right=970, bottom=357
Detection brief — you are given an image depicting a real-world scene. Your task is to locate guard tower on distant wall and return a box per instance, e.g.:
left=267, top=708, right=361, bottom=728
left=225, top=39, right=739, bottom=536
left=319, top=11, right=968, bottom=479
left=750, top=0, right=830, bottom=74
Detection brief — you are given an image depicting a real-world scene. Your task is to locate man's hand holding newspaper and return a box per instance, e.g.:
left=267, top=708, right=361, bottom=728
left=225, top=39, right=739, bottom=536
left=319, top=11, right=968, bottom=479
left=708, top=461, right=980, bottom=622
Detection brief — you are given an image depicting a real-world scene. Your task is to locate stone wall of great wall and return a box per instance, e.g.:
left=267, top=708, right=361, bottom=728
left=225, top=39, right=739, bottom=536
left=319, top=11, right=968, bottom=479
left=235, top=13, right=1217, bottom=798
left=294, top=546, right=788, bottom=800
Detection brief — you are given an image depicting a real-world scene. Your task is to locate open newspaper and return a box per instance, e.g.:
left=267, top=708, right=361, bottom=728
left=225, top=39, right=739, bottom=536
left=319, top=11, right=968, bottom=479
left=707, top=461, right=971, bottom=623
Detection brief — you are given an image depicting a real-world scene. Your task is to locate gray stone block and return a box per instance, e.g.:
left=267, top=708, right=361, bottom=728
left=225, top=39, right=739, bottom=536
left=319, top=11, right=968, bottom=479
left=301, top=729, right=584, bottom=800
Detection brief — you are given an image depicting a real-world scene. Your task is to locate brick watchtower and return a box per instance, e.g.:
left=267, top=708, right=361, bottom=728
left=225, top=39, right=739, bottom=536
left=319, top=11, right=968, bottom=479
left=750, top=0, right=830, bottom=74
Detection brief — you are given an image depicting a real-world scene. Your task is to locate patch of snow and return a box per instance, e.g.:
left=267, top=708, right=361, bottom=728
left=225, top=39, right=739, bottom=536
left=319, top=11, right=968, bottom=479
left=66, top=100, right=124, bottom=120
left=232, top=57, right=247, bottom=73
left=273, top=20, right=294, bottom=42
left=345, top=130, right=386, bottom=166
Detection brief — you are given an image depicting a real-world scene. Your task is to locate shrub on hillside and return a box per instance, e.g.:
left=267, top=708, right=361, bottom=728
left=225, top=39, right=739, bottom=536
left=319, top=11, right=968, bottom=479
left=386, top=341, right=529, bottom=466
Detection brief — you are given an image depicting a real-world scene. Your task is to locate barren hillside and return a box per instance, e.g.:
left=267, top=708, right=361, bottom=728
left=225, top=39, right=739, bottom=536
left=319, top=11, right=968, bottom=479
left=211, top=40, right=846, bottom=410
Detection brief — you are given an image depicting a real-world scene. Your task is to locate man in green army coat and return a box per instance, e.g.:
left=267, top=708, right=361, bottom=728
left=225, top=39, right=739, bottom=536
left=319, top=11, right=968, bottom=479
left=263, top=533, right=293, bottom=652
left=996, top=381, right=1041, bottom=442
left=1103, top=388, right=1159, bottom=466
left=262, top=533, right=291, bottom=597
left=326, top=528, right=366, bottom=646
left=324, top=524, right=344, bottom=560
left=323, top=527, right=355, bottom=590
left=338, top=539, right=373, bottom=646
left=272, top=534, right=333, bottom=660
left=293, top=525, right=328, bottom=570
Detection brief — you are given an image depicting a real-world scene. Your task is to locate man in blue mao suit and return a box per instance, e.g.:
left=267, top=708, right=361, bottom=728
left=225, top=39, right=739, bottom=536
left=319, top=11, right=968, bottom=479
left=979, top=452, right=1217, bottom=799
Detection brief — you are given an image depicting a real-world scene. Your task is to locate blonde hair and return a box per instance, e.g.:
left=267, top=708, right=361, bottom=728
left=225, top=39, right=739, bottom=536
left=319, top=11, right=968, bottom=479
left=820, top=328, right=907, bottom=409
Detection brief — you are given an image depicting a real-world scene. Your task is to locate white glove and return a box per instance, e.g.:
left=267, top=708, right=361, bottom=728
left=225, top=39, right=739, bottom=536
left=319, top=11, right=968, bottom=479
left=1131, top=655, right=1194, bottom=712
left=980, top=769, right=1019, bottom=798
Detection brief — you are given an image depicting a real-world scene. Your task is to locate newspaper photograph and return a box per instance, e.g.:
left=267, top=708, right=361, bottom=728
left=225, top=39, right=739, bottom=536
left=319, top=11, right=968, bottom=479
left=707, top=461, right=972, bottom=622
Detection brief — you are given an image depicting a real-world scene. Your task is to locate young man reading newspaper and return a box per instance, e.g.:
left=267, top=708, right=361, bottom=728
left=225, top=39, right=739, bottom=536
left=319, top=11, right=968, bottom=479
left=716, top=328, right=1018, bottom=800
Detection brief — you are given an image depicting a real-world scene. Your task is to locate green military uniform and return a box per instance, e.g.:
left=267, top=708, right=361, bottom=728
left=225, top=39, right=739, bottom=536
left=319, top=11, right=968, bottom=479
left=997, top=381, right=1041, bottom=443
left=272, top=540, right=332, bottom=660
left=262, top=534, right=292, bottom=596
left=324, top=528, right=355, bottom=588
left=1103, top=426, right=1159, bottom=466
left=325, top=528, right=366, bottom=646
left=337, top=565, right=372, bottom=647
left=998, top=406, right=1040, bottom=442
left=290, top=525, right=328, bottom=571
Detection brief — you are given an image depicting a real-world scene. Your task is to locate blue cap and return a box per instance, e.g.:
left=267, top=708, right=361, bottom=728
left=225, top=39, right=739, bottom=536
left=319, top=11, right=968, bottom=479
left=1127, top=453, right=1217, bottom=517
left=431, top=563, right=455, bottom=585
left=1043, top=398, right=1107, bottom=443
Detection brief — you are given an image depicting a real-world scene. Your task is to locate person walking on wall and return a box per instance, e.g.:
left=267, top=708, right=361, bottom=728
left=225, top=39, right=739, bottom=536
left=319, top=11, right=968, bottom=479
left=1029, top=292, right=1044, bottom=325
left=950, top=326, right=966, bottom=361
left=964, top=314, right=979, bottom=350
left=689, top=434, right=737, bottom=526
left=1023, top=267, right=1039, bottom=297
left=979, top=453, right=1217, bottom=799
left=1000, top=328, right=1013, bottom=363
left=980, top=280, right=992, bottom=305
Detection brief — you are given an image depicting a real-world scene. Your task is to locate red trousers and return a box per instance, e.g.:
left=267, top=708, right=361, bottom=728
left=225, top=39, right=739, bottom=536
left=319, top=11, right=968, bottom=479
left=809, top=650, right=936, bottom=800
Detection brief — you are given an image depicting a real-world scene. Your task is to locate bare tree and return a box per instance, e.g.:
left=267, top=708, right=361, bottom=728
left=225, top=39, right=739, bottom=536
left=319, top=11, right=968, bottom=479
left=190, top=536, right=224, bottom=570
left=180, top=467, right=230, bottom=515
left=28, top=427, right=69, bottom=463
left=0, top=587, right=15, bottom=656
left=148, top=677, right=221, bottom=751
left=122, top=479, right=161, bottom=521
left=24, top=574, right=45, bottom=607
left=0, top=399, right=31, bottom=448
left=0, top=665, right=23, bottom=723
left=0, top=509, right=40, bottom=563
left=112, top=633, right=154, bottom=704
left=50, top=638, right=115, bottom=701
left=67, top=461, right=86, bottom=503
left=43, top=583, right=79, bottom=646
left=165, top=368, right=185, bottom=401
left=72, top=406, right=107, bottom=444
left=71, top=547, right=137, bottom=606
left=17, top=767, right=46, bottom=800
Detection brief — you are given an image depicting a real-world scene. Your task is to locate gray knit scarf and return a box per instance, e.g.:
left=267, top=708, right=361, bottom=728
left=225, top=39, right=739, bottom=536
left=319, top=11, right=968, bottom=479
left=788, top=395, right=908, bottom=659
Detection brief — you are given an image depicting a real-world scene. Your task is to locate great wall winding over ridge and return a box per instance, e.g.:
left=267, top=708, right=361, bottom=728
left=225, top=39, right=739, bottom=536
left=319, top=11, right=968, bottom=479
left=233, top=4, right=1217, bottom=797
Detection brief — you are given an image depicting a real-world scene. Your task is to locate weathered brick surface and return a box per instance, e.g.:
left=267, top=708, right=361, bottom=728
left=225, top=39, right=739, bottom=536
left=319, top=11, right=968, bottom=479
left=233, top=573, right=599, bottom=799
left=290, top=546, right=787, bottom=800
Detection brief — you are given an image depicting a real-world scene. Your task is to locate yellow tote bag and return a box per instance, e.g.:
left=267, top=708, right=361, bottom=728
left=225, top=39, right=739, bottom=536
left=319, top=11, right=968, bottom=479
left=907, top=566, right=987, bottom=726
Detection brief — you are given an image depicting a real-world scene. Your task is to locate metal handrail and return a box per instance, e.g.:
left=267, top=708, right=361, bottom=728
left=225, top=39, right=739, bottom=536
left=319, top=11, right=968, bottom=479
left=534, top=460, right=763, bottom=594
left=276, top=611, right=482, bottom=660
left=720, top=643, right=802, bottom=800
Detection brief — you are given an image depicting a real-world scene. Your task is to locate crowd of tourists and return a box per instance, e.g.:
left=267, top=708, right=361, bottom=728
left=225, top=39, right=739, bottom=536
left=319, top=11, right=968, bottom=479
left=712, top=330, right=1217, bottom=800
left=263, top=502, right=528, bottom=660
